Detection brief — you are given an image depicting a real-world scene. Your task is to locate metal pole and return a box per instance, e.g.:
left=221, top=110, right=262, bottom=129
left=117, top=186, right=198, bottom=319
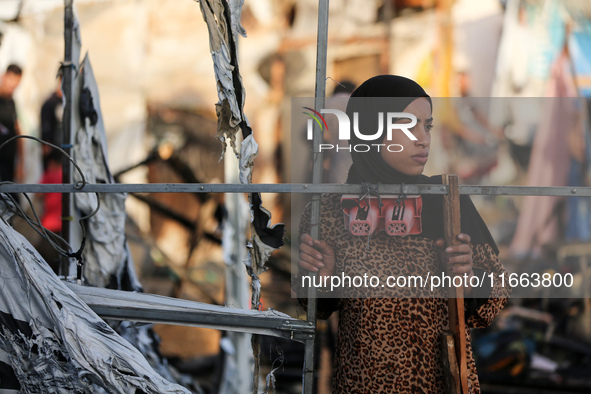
left=8, top=183, right=591, bottom=197
left=61, top=0, right=75, bottom=277
left=221, top=133, right=252, bottom=394
left=303, top=0, right=330, bottom=392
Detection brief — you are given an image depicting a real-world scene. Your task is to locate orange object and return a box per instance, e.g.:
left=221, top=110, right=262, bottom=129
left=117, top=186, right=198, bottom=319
left=341, top=194, right=422, bottom=236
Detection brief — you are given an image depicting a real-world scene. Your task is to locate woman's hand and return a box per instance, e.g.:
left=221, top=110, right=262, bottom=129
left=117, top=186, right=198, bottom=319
left=435, top=233, right=474, bottom=294
left=298, top=233, right=336, bottom=277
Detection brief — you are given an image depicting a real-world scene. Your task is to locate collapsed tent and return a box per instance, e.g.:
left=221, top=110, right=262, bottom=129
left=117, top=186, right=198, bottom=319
left=0, top=202, right=189, bottom=393
left=0, top=9, right=199, bottom=392
left=71, top=53, right=199, bottom=391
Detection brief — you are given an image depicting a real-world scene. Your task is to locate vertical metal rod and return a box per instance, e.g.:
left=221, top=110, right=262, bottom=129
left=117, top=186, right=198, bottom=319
left=303, top=0, right=330, bottom=393
left=61, top=0, right=75, bottom=277
left=222, top=133, right=252, bottom=393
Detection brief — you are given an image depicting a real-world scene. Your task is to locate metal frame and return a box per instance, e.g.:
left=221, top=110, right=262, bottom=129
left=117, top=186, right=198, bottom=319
left=4, top=180, right=588, bottom=394
left=2, top=183, right=591, bottom=197
left=8, top=0, right=583, bottom=393
left=65, top=283, right=315, bottom=342
left=303, top=0, right=330, bottom=391
left=61, top=0, right=75, bottom=275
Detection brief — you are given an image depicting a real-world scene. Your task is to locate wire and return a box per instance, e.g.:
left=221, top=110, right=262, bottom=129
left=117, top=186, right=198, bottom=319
left=0, top=192, right=66, bottom=253
left=0, top=135, right=87, bottom=189
left=0, top=135, right=100, bottom=278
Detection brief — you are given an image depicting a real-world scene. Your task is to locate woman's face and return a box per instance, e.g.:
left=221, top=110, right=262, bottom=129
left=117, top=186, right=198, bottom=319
left=380, top=97, right=432, bottom=176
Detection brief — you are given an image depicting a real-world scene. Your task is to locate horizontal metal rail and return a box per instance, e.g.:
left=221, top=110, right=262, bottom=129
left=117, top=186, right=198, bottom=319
left=66, top=283, right=315, bottom=342
left=2, top=183, right=591, bottom=196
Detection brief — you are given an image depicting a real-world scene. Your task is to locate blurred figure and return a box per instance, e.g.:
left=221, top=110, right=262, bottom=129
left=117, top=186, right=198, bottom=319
left=40, top=69, right=63, bottom=169
left=0, top=64, right=23, bottom=182
left=36, top=148, right=62, bottom=273
left=39, top=149, right=62, bottom=233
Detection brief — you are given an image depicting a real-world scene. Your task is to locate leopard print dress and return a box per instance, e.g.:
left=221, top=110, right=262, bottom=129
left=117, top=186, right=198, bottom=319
left=295, top=194, right=510, bottom=393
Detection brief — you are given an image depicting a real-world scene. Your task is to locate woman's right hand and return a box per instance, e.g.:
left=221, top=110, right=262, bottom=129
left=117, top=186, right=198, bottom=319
left=298, top=233, right=336, bottom=276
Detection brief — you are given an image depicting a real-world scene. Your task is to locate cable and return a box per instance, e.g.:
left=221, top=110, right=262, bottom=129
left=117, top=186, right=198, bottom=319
left=0, top=135, right=87, bottom=189
left=0, top=190, right=70, bottom=257
left=0, top=135, right=100, bottom=279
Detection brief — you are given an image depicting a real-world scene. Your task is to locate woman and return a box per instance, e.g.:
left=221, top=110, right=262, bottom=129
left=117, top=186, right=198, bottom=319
left=295, top=75, right=509, bottom=393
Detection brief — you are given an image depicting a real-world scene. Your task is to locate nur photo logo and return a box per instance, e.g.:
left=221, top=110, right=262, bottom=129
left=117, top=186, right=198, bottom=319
left=303, top=107, right=418, bottom=153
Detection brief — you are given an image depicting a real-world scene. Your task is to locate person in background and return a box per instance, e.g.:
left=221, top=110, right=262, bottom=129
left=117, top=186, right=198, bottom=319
left=0, top=64, right=23, bottom=183
left=36, top=148, right=62, bottom=273
left=37, top=68, right=64, bottom=272
left=295, top=75, right=509, bottom=393
left=40, top=69, right=63, bottom=169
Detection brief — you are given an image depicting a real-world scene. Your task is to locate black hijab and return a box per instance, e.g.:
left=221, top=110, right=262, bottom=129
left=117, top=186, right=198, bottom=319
left=344, top=75, right=498, bottom=253
left=345, top=75, right=431, bottom=185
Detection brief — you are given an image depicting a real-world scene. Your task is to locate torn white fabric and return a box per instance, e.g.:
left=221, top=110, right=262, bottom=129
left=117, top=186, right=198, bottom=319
left=72, top=54, right=141, bottom=291
left=196, top=1, right=285, bottom=392
left=244, top=192, right=284, bottom=311
left=244, top=228, right=280, bottom=310
left=228, top=0, right=248, bottom=39
left=238, top=134, right=258, bottom=185
left=0, top=211, right=190, bottom=393
left=197, top=0, right=251, bottom=157
left=71, top=53, right=199, bottom=392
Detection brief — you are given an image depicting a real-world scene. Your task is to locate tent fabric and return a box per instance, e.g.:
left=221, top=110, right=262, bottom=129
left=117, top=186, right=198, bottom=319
left=509, top=53, right=582, bottom=257
left=71, top=52, right=199, bottom=391
left=74, top=54, right=142, bottom=292
left=0, top=205, right=189, bottom=393
left=0, top=12, right=197, bottom=391
left=198, top=0, right=251, bottom=156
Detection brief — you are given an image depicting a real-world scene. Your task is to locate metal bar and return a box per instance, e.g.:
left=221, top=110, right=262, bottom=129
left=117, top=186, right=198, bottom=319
left=303, top=0, right=330, bottom=393
left=442, top=175, right=467, bottom=394
left=61, top=0, right=75, bottom=277
left=2, top=183, right=431, bottom=194
left=224, top=131, right=252, bottom=391
left=459, top=185, right=587, bottom=196
left=66, top=283, right=314, bottom=342
left=4, top=183, right=591, bottom=197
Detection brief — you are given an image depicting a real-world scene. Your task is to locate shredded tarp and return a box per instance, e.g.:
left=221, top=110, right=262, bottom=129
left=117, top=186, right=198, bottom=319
left=0, top=10, right=198, bottom=392
left=197, top=0, right=251, bottom=157
left=70, top=52, right=200, bottom=392
left=196, top=1, right=285, bottom=392
left=238, top=134, right=258, bottom=185
left=243, top=194, right=285, bottom=394
left=0, top=204, right=189, bottom=394
left=244, top=192, right=285, bottom=310
left=196, top=0, right=285, bottom=309
left=73, top=54, right=141, bottom=291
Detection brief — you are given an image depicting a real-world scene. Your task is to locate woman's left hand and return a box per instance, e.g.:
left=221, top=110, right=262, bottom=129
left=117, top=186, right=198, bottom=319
left=435, top=233, right=474, bottom=292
